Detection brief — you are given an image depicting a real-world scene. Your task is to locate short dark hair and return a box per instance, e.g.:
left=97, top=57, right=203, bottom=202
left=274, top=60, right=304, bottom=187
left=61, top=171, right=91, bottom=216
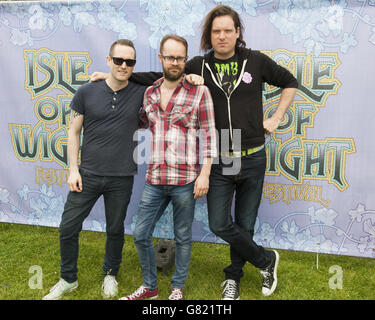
left=200, top=5, right=246, bottom=52
left=160, top=34, right=188, bottom=56
left=109, top=39, right=136, bottom=59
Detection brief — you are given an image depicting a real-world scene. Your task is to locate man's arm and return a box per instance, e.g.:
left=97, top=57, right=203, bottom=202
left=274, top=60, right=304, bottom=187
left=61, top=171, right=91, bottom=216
left=90, top=71, right=204, bottom=85
left=193, top=157, right=213, bottom=199
left=261, top=52, right=298, bottom=134
left=130, top=56, right=204, bottom=85
left=263, top=87, right=297, bottom=134
left=67, top=110, right=84, bottom=192
left=138, top=91, right=150, bottom=130
left=193, top=86, right=217, bottom=199
left=90, top=71, right=161, bottom=85
left=130, top=72, right=162, bottom=85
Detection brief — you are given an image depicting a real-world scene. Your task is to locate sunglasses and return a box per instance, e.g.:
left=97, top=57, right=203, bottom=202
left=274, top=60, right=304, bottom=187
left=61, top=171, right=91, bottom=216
left=111, top=56, right=136, bottom=67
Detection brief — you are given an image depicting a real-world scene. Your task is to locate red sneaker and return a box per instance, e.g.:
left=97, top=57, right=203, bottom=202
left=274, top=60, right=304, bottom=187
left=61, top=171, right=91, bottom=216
left=168, top=288, right=184, bottom=300
left=119, top=285, right=158, bottom=300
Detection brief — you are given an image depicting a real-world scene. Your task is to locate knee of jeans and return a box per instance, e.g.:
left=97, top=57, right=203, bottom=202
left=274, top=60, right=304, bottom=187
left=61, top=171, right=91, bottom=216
left=174, top=232, right=192, bottom=247
left=175, top=239, right=192, bottom=250
left=209, top=220, right=231, bottom=237
left=106, top=223, right=125, bottom=237
left=59, top=224, right=79, bottom=241
left=59, top=226, right=67, bottom=238
left=106, top=231, right=124, bottom=241
left=133, top=229, right=150, bottom=246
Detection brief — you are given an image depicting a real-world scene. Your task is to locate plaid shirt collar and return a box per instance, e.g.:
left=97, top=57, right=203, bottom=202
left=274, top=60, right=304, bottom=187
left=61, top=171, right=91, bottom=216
left=151, top=73, right=191, bottom=91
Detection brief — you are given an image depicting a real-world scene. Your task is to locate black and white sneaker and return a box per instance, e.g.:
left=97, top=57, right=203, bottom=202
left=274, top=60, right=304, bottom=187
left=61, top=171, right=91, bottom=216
left=221, top=279, right=240, bottom=300
left=260, top=250, right=279, bottom=296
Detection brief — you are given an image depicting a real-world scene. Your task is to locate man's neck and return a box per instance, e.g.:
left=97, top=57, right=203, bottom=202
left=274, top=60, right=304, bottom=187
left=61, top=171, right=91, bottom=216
left=213, top=49, right=236, bottom=61
left=159, top=76, right=183, bottom=112
left=106, top=77, right=129, bottom=92
left=161, top=77, right=182, bottom=90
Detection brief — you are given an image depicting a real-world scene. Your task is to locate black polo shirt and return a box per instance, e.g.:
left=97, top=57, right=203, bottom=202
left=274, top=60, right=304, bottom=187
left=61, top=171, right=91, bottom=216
left=70, top=80, right=146, bottom=176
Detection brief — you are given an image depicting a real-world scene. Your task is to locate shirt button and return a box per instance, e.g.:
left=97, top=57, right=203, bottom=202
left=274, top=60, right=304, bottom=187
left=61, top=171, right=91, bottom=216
left=112, top=105, right=115, bottom=109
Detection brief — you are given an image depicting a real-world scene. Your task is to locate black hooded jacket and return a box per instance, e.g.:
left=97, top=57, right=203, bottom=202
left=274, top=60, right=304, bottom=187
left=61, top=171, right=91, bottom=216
left=131, top=47, right=298, bottom=150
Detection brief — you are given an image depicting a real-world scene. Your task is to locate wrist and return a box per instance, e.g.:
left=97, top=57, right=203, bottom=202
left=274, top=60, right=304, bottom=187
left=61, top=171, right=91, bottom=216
left=69, top=166, right=79, bottom=174
left=271, top=114, right=283, bottom=122
left=198, top=172, right=210, bottom=179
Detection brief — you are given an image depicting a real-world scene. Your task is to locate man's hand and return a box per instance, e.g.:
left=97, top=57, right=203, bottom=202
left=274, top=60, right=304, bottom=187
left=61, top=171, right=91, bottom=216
left=90, top=72, right=109, bottom=82
left=67, top=169, right=82, bottom=192
left=263, top=116, right=282, bottom=135
left=186, top=74, right=204, bottom=86
left=193, top=174, right=209, bottom=199
left=264, top=87, right=297, bottom=134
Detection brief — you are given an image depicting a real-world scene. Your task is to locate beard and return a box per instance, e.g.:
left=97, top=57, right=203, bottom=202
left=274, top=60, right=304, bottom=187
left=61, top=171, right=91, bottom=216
left=163, top=65, right=184, bottom=81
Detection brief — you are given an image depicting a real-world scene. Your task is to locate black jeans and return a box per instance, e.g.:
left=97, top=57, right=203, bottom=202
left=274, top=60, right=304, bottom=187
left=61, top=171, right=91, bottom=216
left=59, top=169, right=133, bottom=283
left=207, top=149, right=272, bottom=283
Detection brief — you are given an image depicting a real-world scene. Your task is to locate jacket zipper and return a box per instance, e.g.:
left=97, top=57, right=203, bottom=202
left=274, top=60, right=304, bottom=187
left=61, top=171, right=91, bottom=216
left=203, top=58, right=248, bottom=150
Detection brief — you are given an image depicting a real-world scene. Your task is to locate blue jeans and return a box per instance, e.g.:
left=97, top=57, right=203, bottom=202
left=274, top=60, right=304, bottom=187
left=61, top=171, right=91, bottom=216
left=207, top=148, right=272, bottom=282
left=133, top=182, right=195, bottom=290
left=59, top=169, right=133, bottom=283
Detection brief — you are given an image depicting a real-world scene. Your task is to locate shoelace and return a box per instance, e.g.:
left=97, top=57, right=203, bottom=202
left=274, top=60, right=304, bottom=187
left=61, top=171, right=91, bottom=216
left=104, top=276, right=118, bottom=287
left=260, top=270, right=271, bottom=288
left=50, top=280, right=64, bottom=292
left=128, top=285, right=147, bottom=299
left=103, top=276, right=118, bottom=294
left=170, top=288, right=183, bottom=300
left=221, top=280, right=237, bottom=297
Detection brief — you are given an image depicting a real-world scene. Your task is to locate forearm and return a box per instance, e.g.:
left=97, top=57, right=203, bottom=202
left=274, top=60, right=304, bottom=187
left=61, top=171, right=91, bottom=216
left=67, top=130, right=81, bottom=173
left=193, top=157, right=213, bottom=199
left=272, top=87, right=297, bottom=121
left=263, top=87, right=297, bottom=134
left=199, top=157, right=213, bottom=178
left=130, top=72, right=162, bottom=86
left=90, top=71, right=162, bottom=86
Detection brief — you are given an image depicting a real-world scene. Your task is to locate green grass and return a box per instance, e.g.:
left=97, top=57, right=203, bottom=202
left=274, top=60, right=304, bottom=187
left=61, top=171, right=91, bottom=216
left=0, top=222, right=374, bottom=300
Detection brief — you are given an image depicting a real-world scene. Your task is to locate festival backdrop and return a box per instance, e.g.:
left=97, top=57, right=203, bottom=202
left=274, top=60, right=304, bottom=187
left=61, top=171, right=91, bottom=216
left=1, top=0, right=374, bottom=258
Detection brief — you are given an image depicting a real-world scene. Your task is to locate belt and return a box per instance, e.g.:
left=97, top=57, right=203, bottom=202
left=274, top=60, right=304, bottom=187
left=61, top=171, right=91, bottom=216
left=221, top=144, right=265, bottom=158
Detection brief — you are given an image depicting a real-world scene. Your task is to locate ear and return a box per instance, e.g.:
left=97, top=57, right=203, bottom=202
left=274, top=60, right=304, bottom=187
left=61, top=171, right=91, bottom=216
left=235, top=27, right=240, bottom=39
left=106, top=56, right=112, bottom=67
left=158, top=53, right=163, bottom=64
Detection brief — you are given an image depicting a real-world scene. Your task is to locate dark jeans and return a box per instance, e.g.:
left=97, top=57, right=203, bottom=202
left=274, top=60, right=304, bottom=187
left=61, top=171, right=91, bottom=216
left=59, top=169, right=133, bottom=283
left=207, top=148, right=272, bottom=283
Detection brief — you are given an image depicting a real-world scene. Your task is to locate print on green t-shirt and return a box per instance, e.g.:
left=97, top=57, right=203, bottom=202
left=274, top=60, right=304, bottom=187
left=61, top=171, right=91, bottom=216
left=214, top=56, right=239, bottom=95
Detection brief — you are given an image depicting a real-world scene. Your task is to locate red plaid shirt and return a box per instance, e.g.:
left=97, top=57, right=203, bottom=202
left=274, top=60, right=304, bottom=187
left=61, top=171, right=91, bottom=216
left=140, top=75, right=217, bottom=185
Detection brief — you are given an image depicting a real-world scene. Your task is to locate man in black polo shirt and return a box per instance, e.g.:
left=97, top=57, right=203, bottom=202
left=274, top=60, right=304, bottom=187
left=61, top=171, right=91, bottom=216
left=43, top=39, right=145, bottom=300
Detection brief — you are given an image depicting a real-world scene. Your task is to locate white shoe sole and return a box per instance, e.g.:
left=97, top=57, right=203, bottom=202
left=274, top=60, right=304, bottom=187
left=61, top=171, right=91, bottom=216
left=222, top=296, right=240, bottom=300
left=42, top=283, right=78, bottom=300
left=262, top=250, right=279, bottom=296
left=102, top=291, right=118, bottom=299
left=119, top=295, right=158, bottom=300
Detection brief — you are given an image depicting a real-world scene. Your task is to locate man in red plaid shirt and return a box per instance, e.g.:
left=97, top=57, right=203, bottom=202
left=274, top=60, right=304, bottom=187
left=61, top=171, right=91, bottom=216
left=120, top=34, right=216, bottom=301
left=139, top=67, right=217, bottom=187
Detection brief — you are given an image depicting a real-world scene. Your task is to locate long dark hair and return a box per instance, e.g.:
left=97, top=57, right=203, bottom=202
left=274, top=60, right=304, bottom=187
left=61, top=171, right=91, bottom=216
left=200, top=5, right=246, bottom=52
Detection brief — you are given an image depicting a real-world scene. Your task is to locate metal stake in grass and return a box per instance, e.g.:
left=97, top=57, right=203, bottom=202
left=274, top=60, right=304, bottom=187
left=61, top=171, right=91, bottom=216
left=316, top=242, right=320, bottom=270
